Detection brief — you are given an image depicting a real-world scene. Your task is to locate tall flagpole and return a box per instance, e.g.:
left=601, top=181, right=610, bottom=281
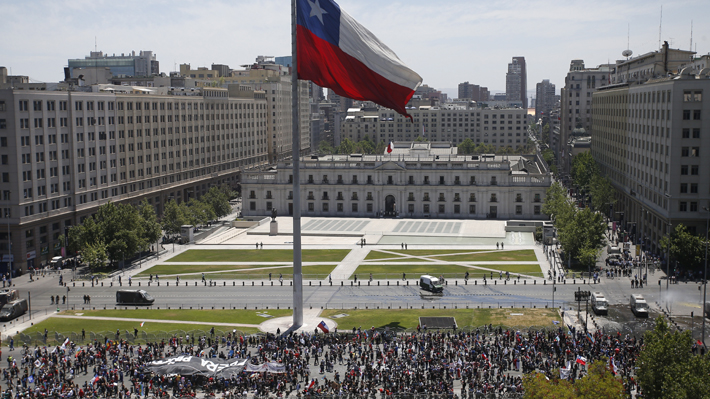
left=291, top=0, right=304, bottom=329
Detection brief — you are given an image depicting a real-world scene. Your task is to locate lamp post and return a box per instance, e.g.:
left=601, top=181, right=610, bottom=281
left=702, top=206, right=709, bottom=347
left=665, top=193, right=672, bottom=290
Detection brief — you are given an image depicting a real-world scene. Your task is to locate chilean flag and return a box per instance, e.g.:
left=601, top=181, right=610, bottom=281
left=317, top=320, right=330, bottom=333
left=385, top=141, right=394, bottom=154
left=297, top=0, right=422, bottom=119
left=575, top=355, right=587, bottom=366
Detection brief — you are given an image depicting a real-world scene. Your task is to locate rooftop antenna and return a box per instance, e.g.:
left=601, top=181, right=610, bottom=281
left=622, top=24, right=633, bottom=60
left=690, top=20, right=693, bottom=52
left=658, top=5, right=662, bottom=50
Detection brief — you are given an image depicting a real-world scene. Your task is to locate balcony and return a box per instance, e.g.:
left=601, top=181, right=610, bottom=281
left=490, top=198, right=498, bottom=203
left=336, top=194, right=344, bottom=201
left=322, top=195, right=329, bottom=201
left=351, top=178, right=358, bottom=184
left=307, top=194, right=315, bottom=200
left=307, top=178, right=314, bottom=184
left=515, top=198, right=523, bottom=203
left=322, top=179, right=329, bottom=184
left=490, top=181, right=497, bottom=186
left=337, top=179, right=344, bottom=184
left=288, top=193, right=293, bottom=200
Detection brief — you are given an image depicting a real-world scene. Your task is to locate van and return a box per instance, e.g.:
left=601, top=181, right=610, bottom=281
left=50, top=256, right=63, bottom=268
left=607, top=244, right=620, bottom=254
left=116, top=290, right=155, bottom=306
left=630, top=294, right=649, bottom=317
left=591, top=292, right=608, bottom=315
left=0, top=299, right=28, bottom=321
left=419, top=275, right=443, bottom=293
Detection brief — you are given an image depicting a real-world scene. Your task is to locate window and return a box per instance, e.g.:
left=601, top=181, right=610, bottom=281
left=423, top=204, right=430, bottom=213
left=438, top=204, right=445, bottom=213
left=469, top=204, right=476, bottom=214
left=680, top=202, right=687, bottom=212
left=534, top=206, right=541, bottom=215
left=366, top=203, right=373, bottom=212
left=682, top=147, right=689, bottom=157
left=516, top=205, right=522, bottom=215
left=681, top=165, right=689, bottom=175
left=691, top=183, right=698, bottom=194
left=454, top=204, right=460, bottom=214
left=352, top=203, right=358, bottom=212
left=692, top=165, right=699, bottom=175
left=337, top=203, right=343, bottom=212
left=683, top=110, right=691, bottom=120
left=691, top=202, right=698, bottom=212
left=308, top=203, right=314, bottom=212
left=490, top=193, right=498, bottom=202
left=249, top=202, right=256, bottom=211
left=680, top=183, right=688, bottom=193
left=694, top=110, right=701, bottom=120
left=692, top=147, right=699, bottom=157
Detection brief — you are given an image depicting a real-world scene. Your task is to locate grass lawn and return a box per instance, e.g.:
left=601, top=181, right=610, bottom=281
left=321, top=308, right=560, bottom=330
left=432, top=250, right=537, bottom=262
left=136, top=265, right=337, bottom=279
left=21, top=318, right=260, bottom=343
left=61, top=308, right=292, bottom=324
left=379, top=249, right=486, bottom=258
left=349, top=263, right=542, bottom=279
left=165, top=249, right=351, bottom=263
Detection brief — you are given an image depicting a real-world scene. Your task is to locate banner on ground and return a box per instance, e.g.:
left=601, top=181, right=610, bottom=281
left=146, top=356, right=285, bottom=378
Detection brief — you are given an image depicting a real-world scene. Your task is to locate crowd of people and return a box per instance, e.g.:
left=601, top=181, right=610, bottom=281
left=0, top=323, right=648, bottom=398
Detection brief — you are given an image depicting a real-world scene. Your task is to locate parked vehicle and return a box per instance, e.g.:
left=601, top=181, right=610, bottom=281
left=0, top=299, right=28, bottom=321
left=607, top=244, right=621, bottom=254
left=419, top=275, right=443, bottom=293
left=630, top=294, right=649, bottom=317
left=50, top=256, right=63, bottom=269
left=116, top=290, right=155, bottom=305
left=591, top=292, right=608, bottom=315
left=0, top=290, right=19, bottom=307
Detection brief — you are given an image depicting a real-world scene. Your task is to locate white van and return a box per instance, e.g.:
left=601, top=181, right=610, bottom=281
left=607, top=244, right=620, bottom=254
left=630, top=294, right=649, bottom=317
left=419, top=275, right=443, bottom=293
left=591, top=292, right=608, bottom=315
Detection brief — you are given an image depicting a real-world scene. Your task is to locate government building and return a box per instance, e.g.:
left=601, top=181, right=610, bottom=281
left=242, top=142, right=551, bottom=220
left=0, top=77, right=273, bottom=274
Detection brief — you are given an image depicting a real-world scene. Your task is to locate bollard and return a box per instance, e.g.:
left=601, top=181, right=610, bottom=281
left=573, top=279, right=576, bottom=284
left=513, top=280, right=515, bottom=285
left=397, top=281, right=399, bottom=286
left=167, top=282, right=169, bottom=286
left=281, top=281, right=283, bottom=286
left=290, top=281, right=293, bottom=286
left=73, top=282, right=75, bottom=287
left=319, top=281, right=321, bottom=286
left=387, top=281, right=389, bottom=286
left=243, top=282, right=245, bottom=286
left=186, top=282, right=188, bottom=287
left=82, top=282, right=84, bottom=287
left=377, top=281, right=379, bottom=286
left=271, top=282, right=273, bottom=286
left=233, top=282, right=235, bottom=286
left=138, top=282, right=141, bottom=286
left=407, top=281, right=409, bottom=286
left=524, top=280, right=526, bottom=285
left=504, top=280, right=506, bottom=285
left=262, top=282, right=264, bottom=286
left=534, top=280, right=536, bottom=285
left=544, top=280, right=546, bottom=285
left=101, top=282, right=103, bottom=286
left=351, top=281, right=353, bottom=286
left=475, top=280, right=477, bottom=285
left=341, top=281, right=344, bottom=286
left=455, top=280, right=457, bottom=286
left=309, top=281, right=311, bottom=286
left=358, top=281, right=360, bottom=286
left=494, top=280, right=496, bottom=285
left=252, top=282, right=254, bottom=286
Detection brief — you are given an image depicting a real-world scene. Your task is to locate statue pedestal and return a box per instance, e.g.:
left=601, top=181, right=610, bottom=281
left=270, top=221, right=278, bottom=236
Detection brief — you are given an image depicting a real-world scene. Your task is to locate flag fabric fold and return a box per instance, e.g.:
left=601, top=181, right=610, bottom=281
left=296, top=0, right=422, bottom=119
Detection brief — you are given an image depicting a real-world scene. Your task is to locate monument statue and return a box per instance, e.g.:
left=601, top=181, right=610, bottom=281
left=271, top=208, right=277, bottom=222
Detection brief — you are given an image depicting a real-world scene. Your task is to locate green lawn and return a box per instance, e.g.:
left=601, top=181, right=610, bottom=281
left=136, top=264, right=337, bottom=279
left=367, top=249, right=537, bottom=262
left=380, top=249, right=486, bottom=257
left=321, top=308, right=560, bottom=330
left=349, top=263, right=542, bottom=279
left=165, top=249, right=351, bottom=263
left=20, top=318, right=260, bottom=344
left=62, top=308, right=292, bottom=324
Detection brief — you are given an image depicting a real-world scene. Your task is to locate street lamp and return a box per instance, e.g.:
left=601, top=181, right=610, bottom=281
left=665, top=192, right=672, bottom=290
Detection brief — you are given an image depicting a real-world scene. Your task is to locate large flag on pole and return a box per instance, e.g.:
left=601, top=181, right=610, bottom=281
left=296, top=0, right=422, bottom=119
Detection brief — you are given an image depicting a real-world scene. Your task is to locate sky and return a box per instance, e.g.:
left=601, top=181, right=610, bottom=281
left=2, top=0, right=709, bottom=100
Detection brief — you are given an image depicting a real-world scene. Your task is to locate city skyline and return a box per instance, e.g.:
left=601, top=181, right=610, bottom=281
left=1, top=0, right=709, bottom=99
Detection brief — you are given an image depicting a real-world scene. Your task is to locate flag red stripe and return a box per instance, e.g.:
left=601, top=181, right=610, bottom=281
left=297, top=26, right=415, bottom=117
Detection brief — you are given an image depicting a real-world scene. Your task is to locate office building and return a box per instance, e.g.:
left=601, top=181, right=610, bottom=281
left=458, top=82, right=489, bottom=102
left=68, top=51, right=159, bottom=78
left=0, top=84, right=269, bottom=274
left=535, top=79, right=556, bottom=120
left=591, top=68, right=710, bottom=254
left=242, top=142, right=550, bottom=219
left=559, top=60, right=613, bottom=173
left=506, top=57, right=527, bottom=109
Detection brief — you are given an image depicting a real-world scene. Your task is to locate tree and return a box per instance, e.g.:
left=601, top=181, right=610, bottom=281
left=187, top=199, right=215, bottom=227
left=81, top=239, right=108, bottom=270
left=523, top=358, right=624, bottom=398
left=457, top=138, right=476, bottom=155
left=161, top=199, right=189, bottom=237
left=202, top=186, right=231, bottom=219
left=637, top=316, right=710, bottom=399
left=67, top=201, right=147, bottom=268
left=588, top=174, right=615, bottom=216
left=336, top=138, right=355, bottom=154
left=570, top=152, right=598, bottom=191
left=317, top=140, right=335, bottom=155
left=660, top=224, right=705, bottom=272
left=137, top=199, right=162, bottom=252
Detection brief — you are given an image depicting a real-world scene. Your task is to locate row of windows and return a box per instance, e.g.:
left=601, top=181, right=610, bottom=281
left=251, top=189, right=541, bottom=203
left=15, top=99, right=263, bottom=113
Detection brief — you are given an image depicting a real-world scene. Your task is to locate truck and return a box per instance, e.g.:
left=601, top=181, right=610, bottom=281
left=116, top=290, right=155, bottom=306
left=630, top=294, right=649, bottom=317
left=419, top=275, right=443, bottom=293
left=0, top=299, right=28, bottom=321
left=50, top=256, right=63, bottom=269
left=591, top=292, right=608, bottom=315
left=0, top=290, right=19, bottom=307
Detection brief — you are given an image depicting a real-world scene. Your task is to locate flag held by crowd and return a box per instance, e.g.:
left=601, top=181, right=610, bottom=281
left=575, top=355, right=587, bottom=366
left=317, top=320, right=329, bottom=333
left=296, top=0, right=422, bottom=119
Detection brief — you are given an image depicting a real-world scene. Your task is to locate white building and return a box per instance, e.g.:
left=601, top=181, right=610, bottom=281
left=242, top=142, right=551, bottom=220
left=340, top=105, right=530, bottom=149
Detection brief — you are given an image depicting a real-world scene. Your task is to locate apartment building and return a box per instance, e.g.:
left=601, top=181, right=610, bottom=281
left=0, top=85, right=269, bottom=274
left=591, top=69, right=710, bottom=254
left=340, top=105, right=530, bottom=150
left=241, top=142, right=550, bottom=220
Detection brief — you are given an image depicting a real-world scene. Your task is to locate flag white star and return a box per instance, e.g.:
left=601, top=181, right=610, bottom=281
left=307, top=0, right=327, bottom=25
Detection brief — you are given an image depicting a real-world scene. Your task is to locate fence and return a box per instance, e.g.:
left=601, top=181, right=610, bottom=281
left=15, top=328, right=254, bottom=347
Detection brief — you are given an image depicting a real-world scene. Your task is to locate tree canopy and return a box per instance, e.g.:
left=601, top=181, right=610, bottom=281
left=660, top=224, right=706, bottom=272
left=637, top=316, right=710, bottom=398
left=68, top=201, right=161, bottom=269
left=522, top=358, right=624, bottom=398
